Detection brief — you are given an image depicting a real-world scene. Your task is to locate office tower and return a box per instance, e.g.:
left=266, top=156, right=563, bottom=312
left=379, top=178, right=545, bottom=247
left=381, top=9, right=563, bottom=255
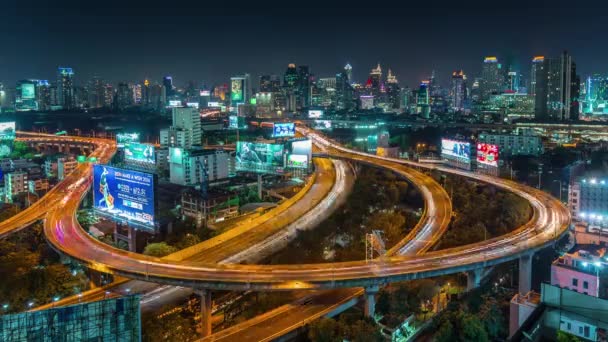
left=36, top=80, right=51, bottom=111
left=584, top=75, right=608, bottom=114
left=532, top=56, right=548, bottom=117
left=480, top=57, right=503, bottom=101
left=283, top=64, right=299, bottom=90
left=15, top=80, right=39, bottom=111
left=507, top=70, right=520, bottom=93
left=57, top=67, right=74, bottom=109
left=344, top=63, right=353, bottom=84
left=429, top=70, right=442, bottom=97
left=131, top=83, right=142, bottom=104
left=545, top=51, right=580, bottom=121
left=163, top=76, right=173, bottom=97
left=530, top=56, right=544, bottom=96
left=416, top=81, right=430, bottom=118
left=385, top=69, right=400, bottom=110
left=103, top=84, right=114, bottom=108
left=298, top=65, right=311, bottom=108
left=88, top=77, right=106, bottom=109
left=451, top=70, right=467, bottom=112
left=73, top=86, right=88, bottom=108
left=171, top=107, right=202, bottom=147
left=142, top=79, right=151, bottom=106
left=230, top=74, right=251, bottom=108
left=259, top=75, right=273, bottom=92
left=116, top=82, right=133, bottom=110
left=336, top=71, right=353, bottom=110
left=369, top=63, right=383, bottom=96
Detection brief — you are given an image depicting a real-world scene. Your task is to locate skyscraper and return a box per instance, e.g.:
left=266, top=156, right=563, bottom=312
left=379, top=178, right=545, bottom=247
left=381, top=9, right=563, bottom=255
left=283, top=64, right=299, bottom=90
left=450, top=70, right=467, bottom=112
left=584, top=74, right=608, bottom=114
left=530, top=56, right=545, bottom=97
left=116, top=82, right=133, bottom=110
left=15, top=80, right=39, bottom=111
left=386, top=69, right=400, bottom=110
left=480, top=57, right=503, bottom=101
left=88, top=76, right=106, bottom=109
left=416, top=81, right=430, bottom=118
left=369, top=63, right=383, bottom=96
left=533, top=52, right=580, bottom=121
left=163, top=76, right=173, bottom=97
left=298, top=65, right=311, bottom=108
left=57, top=67, right=74, bottom=109
left=36, top=80, right=51, bottom=111
left=344, top=63, right=353, bottom=84
left=230, top=74, right=251, bottom=108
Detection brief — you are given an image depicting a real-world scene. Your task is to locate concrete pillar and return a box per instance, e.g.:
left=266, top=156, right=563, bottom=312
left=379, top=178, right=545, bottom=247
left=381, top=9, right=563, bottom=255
left=197, top=289, right=213, bottom=337
left=519, top=253, right=533, bottom=295
left=127, top=226, right=136, bottom=252
left=466, top=268, right=482, bottom=291
left=364, top=285, right=379, bottom=318
left=257, top=174, right=263, bottom=200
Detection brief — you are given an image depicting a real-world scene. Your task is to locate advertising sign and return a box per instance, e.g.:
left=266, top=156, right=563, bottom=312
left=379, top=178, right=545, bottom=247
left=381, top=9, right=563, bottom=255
left=476, top=143, right=499, bottom=167
left=116, top=133, right=140, bottom=148
left=168, top=100, right=182, bottom=107
left=313, top=120, right=332, bottom=130
left=93, top=165, right=155, bottom=227
left=0, top=122, right=16, bottom=140
left=441, top=139, right=471, bottom=161
left=287, top=154, right=308, bottom=168
left=272, top=122, right=296, bottom=137
left=236, top=142, right=284, bottom=167
left=200, top=90, right=211, bottom=96
left=186, top=102, right=199, bottom=109
left=22, top=83, right=35, bottom=99
left=124, top=143, right=155, bottom=164
left=308, top=109, right=324, bottom=118
left=231, top=79, right=244, bottom=102
left=207, top=102, right=221, bottom=108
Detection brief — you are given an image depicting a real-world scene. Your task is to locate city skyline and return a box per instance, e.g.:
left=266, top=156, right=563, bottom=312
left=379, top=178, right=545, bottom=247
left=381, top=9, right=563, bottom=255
left=2, top=3, right=608, bottom=87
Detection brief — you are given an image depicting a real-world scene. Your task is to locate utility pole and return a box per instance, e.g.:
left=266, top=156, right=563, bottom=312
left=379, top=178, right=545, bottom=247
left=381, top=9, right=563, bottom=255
left=537, top=163, right=543, bottom=189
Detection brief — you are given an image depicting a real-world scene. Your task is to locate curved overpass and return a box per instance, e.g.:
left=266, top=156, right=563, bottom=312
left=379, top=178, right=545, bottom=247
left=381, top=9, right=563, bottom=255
left=40, top=130, right=569, bottom=291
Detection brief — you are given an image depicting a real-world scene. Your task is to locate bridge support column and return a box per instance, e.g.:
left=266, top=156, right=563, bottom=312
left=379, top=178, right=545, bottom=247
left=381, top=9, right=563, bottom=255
left=195, top=289, right=213, bottom=337
left=466, top=268, right=482, bottom=291
left=257, top=174, right=263, bottom=200
left=364, top=285, right=379, bottom=318
left=519, top=253, right=533, bottom=295
left=127, top=227, right=136, bottom=252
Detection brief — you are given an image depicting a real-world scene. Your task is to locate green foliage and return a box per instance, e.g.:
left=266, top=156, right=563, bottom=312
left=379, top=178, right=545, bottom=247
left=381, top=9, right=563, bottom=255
left=557, top=330, right=582, bottom=342
left=143, top=242, right=178, bottom=257
left=308, top=315, right=383, bottom=342
left=308, top=317, right=340, bottom=342
left=436, top=175, right=532, bottom=249
left=9, top=141, right=35, bottom=159
left=142, top=311, right=197, bottom=342
left=0, top=222, right=88, bottom=312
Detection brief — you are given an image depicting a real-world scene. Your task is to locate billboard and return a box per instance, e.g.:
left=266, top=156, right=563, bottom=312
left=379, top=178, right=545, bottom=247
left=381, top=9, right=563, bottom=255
left=124, top=143, right=155, bottom=164
left=116, top=133, right=140, bottom=148
left=272, top=122, right=295, bottom=137
left=313, top=120, right=332, bottom=130
left=21, top=83, right=36, bottom=99
left=236, top=142, right=284, bottom=167
left=287, top=154, right=308, bottom=168
left=200, top=90, right=211, bottom=96
left=228, top=115, right=246, bottom=129
left=308, top=109, right=324, bottom=118
left=0, top=122, right=16, bottom=140
left=231, top=78, right=244, bottom=102
left=476, top=143, right=499, bottom=167
left=441, top=139, right=471, bottom=161
left=186, top=102, right=199, bottom=109
left=93, top=165, right=155, bottom=227
left=168, top=100, right=181, bottom=107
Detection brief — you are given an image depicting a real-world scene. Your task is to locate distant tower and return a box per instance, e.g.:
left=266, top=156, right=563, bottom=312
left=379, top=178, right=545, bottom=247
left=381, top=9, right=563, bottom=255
left=450, top=70, right=467, bottom=112
left=57, top=67, right=74, bottom=109
left=369, top=63, right=382, bottom=95
left=480, top=57, right=503, bottom=100
left=163, top=76, right=173, bottom=97
left=344, top=63, right=353, bottom=84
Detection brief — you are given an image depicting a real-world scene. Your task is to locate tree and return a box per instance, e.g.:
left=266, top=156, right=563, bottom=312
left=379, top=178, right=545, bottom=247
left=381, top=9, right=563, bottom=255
left=367, top=211, right=406, bottom=246
left=308, top=317, right=339, bottom=342
left=142, top=311, right=196, bottom=341
left=460, top=313, right=489, bottom=342
left=143, top=242, right=177, bottom=257
left=376, top=290, right=391, bottom=316
left=477, top=295, right=506, bottom=339
left=175, top=234, right=201, bottom=250
left=342, top=318, right=383, bottom=342
left=435, top=320, right=455, bottom=342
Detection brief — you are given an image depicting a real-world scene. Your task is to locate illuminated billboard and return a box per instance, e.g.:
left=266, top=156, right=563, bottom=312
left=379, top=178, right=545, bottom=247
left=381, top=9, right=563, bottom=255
left=308, top=109, right=324, bottom=118
left=441, top=139, right=471, bottom=161
left=186, top=102, right=199, bottom=109
left=476, top=143, right=499, bottom=167
left=287, top=154, right=308, bottom=168
left=313, top=120, right=332, bottom=130
left=116, top=133, right=140, bottom=148
left=200, top=90, right=211, bottom=96
left=21, top=83, right=35, bottom=99
left=272, top=123, right=295, bottom=137
left=231, top=78, right=244, bottom=102
left=0, top=122, right=16, bottom=140
left=228, top=115, right=246, bottom=129
left=236, top=142, right=284, bottom=171
left=124, top=143, right=155, bottom=164
left=93, top=165, right=155, bottom=227
left=168, top=100, right=181, bottom=107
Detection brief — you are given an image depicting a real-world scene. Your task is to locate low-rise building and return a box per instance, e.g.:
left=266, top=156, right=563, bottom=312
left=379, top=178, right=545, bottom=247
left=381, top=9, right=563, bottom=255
left=551, top=247, right=606, bottom=297
left=5, top=171, right=28, bottom=202
left=569, top=176, right=608, bottom=223
left=180, top=189, right=239, bottom=228
left=169, top=148, right=230, bottom=186
left=478, top=132, right=544, bottom=157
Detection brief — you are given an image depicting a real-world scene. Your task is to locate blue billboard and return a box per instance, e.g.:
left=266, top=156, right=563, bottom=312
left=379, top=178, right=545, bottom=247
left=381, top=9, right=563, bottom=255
left=93, top=165, right=155, bottom=227
left=273, top=122, right=295, bottom=137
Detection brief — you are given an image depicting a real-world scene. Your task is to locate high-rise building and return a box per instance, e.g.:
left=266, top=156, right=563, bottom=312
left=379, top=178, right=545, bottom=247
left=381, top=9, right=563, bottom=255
left=88, top=77, right=106, bottom=109
left=15, top=80, right=39, bottom=112
left=369, top=63, right=383, bottom=96
left=385, top=69, right=400, bottom=110
left=530, top=56, right=545, bottom=97
left=115, top=82, right=133, bottom=110
left=230, top=74, right=251, bottom=109
left=543, top=51, right=580, bottom=121
left=507, top=70, right=520, bottom=93
left=36, top=80, right=51, bottom=111
left=416, top=81, right=430, bottom=118
left=344, top=63, right=353, bottom=84
left=480, top=57, right=503, bottom=101
left=531, top=56, right=548, bottom=117
left=57, top=67, right=74, bottom=109
left=142, top=79, right=151, bottom=106
left=283, top=64, right=299, bottom=90
left=584, top=75, right=608, bottom=115
left=298, top=65, right=311, bottom=108
left=163, top=76, right=174, bottom=97
left=335, top=71, right=353, bottom=110
left=451, top=70, right=467, bottom=112
left=259, top=75, right=273, bottom=92
left=131, top=83, right=142, bottom=104
left=171, top=107, right=201, bottom=147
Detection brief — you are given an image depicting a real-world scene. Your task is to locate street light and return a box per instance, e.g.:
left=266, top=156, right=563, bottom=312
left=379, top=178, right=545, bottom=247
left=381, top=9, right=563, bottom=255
left=552, top=180, right=563, bottom=202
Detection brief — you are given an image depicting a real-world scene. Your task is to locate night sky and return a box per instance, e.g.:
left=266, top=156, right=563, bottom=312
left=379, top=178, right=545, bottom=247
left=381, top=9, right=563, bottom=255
left=2, top=1, right=608, bottom=88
